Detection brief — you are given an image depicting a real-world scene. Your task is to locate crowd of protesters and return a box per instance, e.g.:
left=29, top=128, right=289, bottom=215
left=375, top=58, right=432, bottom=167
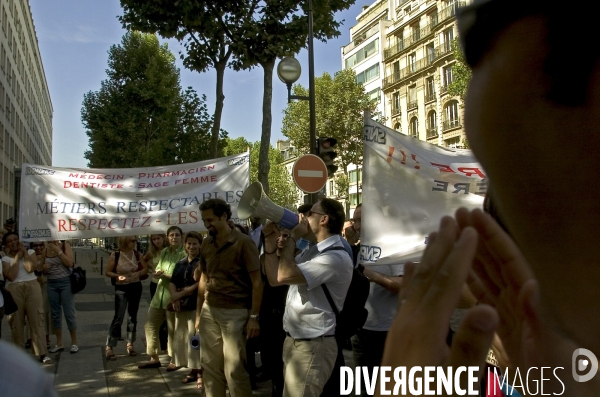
left=3, top=2, right=600, bottom=395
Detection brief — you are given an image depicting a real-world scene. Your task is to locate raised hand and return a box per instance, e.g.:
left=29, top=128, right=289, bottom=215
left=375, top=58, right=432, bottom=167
left=380, top=217, right=498, bottom=396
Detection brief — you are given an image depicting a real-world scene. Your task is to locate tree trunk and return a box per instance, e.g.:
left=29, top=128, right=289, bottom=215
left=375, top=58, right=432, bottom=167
left=258, top=59, right=275, bottom=195
left=210, top=59, right=227, bottom=158
left=343, top=163, right=350, bottom=219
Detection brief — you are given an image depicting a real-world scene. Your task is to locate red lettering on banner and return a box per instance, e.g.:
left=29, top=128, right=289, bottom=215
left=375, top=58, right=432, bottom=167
left=58, top=220, right=67, bottom=232
left=457, top=167, right=485, bottom=178
left=431, top=163, right=456, bottom=173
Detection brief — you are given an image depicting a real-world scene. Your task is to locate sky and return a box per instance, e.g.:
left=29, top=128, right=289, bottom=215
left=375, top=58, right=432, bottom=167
left=28, top=0, right=370, bottom=169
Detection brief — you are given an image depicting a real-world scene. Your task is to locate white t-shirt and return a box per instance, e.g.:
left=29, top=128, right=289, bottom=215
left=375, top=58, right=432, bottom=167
left=363, top=264, right=404, bottom=332
left=1, top=249, right=37, bottom=284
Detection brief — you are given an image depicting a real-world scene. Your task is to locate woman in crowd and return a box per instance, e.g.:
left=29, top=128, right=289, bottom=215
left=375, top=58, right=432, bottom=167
left=138, top=226, right=186, bottom=370
left=143, top=234, right=169, bottom=352
left=169, top=231, right=203, bottom=387
left=104, top=235, right=148, bottom=360
left=1, top=232, right=50, bottom=363
left=143, top=234, right=169, bottom=299
left=31, top=242, right=52, bottom=349
left=43, top=240, right=78, bottom=354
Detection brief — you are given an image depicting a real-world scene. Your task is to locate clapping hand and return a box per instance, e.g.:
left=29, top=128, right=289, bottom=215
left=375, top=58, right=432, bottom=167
left=455, top=208, right=600, bottom=396
left=380, top=217, right=498, bottom=395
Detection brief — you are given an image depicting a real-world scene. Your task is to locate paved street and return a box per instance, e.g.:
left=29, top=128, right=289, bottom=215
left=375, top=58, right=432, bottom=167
left=1, top=247, right=354, bottom=396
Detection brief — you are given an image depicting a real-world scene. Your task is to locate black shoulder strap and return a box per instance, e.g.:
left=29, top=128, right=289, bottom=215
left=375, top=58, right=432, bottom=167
left=322, top=284, right=339, bottom=316
left=320, top=245, right=348, bottom=316
left=115, top=251, right=120, bottom=273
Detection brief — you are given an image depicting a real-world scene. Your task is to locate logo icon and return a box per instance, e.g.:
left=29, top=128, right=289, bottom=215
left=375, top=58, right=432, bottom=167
left=572, top=348, right=598, bottom=382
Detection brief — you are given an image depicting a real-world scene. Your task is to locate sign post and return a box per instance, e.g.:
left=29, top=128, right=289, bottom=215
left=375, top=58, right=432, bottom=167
left=292, top=154, right=328, bottom=194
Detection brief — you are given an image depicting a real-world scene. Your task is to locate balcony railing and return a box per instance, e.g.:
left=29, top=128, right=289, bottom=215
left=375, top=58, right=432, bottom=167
left=343, top=28, right=380, bottom=55
left=383, top=45, right=453, bottom=89
left=425, top=92, right=436, bottom=102
left=437, top=1, right=465, bottom=26
left=440, top=84, right=449, bottom=94
left=442, top=119, right=461, bottom=131
left=407, top=101, right=418, bottom=111
left=384, top=22, right=435, bottom=60
left=392, top=106, right=402, bottom=116
left=427, top=128, right=438, bottom=138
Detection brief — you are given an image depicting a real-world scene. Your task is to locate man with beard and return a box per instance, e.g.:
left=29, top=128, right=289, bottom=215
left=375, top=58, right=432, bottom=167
left=195, top=199, right=262, bottom=397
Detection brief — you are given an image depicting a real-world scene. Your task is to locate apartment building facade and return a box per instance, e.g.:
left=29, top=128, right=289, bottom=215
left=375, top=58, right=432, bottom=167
left=383, top=0, right=468, bottom=147
left=0, top=0, right=52, bottom=225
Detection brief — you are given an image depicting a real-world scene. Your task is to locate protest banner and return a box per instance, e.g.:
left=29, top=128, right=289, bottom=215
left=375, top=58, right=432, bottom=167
left=360, top=118, right=485, bottom=267
left=19, top=153, right=249, bottom=241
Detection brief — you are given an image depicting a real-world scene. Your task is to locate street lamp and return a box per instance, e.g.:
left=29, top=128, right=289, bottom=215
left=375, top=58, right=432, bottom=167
left=277, top=0, right=317, bottom=204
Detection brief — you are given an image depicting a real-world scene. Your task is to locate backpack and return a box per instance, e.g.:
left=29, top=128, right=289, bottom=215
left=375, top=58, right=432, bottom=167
left=111, top=250, right=147, bottom=286
left=321, top=246, right=370, bottom=340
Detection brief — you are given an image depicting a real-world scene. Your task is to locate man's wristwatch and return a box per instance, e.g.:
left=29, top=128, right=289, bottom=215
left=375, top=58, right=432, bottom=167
left=250, top=314, right=260, bottom=321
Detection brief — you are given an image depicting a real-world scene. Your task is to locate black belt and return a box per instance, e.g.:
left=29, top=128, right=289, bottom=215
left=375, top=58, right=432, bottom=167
left=286, top=332, right=335, bottom=341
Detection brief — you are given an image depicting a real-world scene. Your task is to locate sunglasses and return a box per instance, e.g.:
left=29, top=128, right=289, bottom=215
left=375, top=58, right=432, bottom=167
left=457, top=0, right=542, bottom=68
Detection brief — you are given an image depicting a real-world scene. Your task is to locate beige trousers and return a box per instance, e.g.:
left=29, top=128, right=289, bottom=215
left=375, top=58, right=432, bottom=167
left=7, top=279, right=48, bottom=356
left=172, top=310, right=201, bottom=368
left=144, top=306, right=175, bottom=356
left=282, top=336, right=338, bottom=397
left=199, top=303, right=252, bottom=397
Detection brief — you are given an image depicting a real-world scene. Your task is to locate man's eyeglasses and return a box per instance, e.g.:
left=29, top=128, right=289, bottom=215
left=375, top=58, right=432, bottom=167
left=457, top=0, right=541, bottom=68
left=307, top=210, right=326, bottom=217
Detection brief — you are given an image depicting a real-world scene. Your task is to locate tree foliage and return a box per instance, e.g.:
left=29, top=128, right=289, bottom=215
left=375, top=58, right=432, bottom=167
left=81, top=31, right=225, bottom=168
left=119, top=0, right=355, bottom=191
left=224, top=137, right=299, bottom=210
left=119, top=1, right=254, bottom=159
left=239, top=0, right=355, bottom=196
left=282, top=68, right=377, bottom=173
left=448, top=38, right=472, bottom=100
left=282, top=69, right=377, bottom=209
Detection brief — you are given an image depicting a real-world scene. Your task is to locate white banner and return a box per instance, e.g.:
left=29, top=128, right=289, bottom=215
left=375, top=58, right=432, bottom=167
left=19, top=153, right=249, bottom=241
left=360, top=118, right=485, bottom=267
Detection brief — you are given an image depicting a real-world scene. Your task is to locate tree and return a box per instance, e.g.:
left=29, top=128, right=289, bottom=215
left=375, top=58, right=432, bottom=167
left=448, top=38, right=471, bottom=100
left=224, top=137, right=299, bottom=211
left=81, top=31, right=224, bottom=168
left=281, top=69, right=377, bottom=205
left=119, top=1, right=255, bottom=159
left=230, top=0, right=355, bottom=196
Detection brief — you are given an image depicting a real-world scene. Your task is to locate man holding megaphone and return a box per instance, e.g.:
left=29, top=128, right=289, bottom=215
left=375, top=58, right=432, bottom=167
left=263, top=198, right=353, bottom=397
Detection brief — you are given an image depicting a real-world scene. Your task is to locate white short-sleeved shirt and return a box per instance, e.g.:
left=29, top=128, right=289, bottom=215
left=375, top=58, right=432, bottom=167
left=2, top=249, right=37, bottom=284
left=283, top=235, right=353, bottom=339
left=363, top=264, right=404, bottom=331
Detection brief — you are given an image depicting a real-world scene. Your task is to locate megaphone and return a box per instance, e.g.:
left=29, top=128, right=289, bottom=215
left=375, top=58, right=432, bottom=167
left=190, top=334, right=200, bottom=350
left=238, top=182, right=299, bottom=229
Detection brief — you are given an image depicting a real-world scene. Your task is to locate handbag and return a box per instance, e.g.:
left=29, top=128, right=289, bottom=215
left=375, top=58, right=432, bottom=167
left=167, top=288, right=192, bottom=312
left=70, top=266, right=87, bottom=294
left=1, top=283, right=18, bottom=315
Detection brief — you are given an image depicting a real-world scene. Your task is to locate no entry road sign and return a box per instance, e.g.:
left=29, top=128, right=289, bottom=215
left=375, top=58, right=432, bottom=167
left=293, top=154, right=328, bottom=194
